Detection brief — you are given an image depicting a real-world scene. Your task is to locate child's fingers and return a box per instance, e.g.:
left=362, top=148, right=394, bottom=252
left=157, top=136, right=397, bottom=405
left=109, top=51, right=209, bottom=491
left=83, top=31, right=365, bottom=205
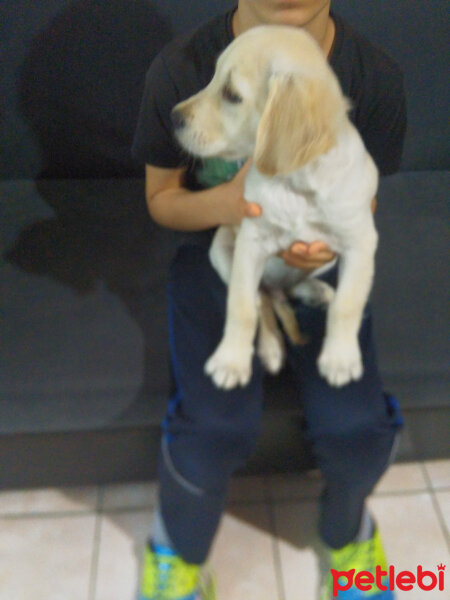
left=308, top=241, right=330, bottom=254
left=280, top=240, right=336, bottom=271
left=245, top=202, right=262, bottom=218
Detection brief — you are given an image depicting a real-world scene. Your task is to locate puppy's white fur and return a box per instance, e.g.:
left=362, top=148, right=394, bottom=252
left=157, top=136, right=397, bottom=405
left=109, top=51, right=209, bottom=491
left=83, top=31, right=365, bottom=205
left=173, top=25, right=379, bottom=389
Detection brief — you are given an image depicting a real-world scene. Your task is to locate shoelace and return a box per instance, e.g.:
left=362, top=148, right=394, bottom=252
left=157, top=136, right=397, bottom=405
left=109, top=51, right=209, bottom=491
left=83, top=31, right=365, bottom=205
left=156, top=554, right=177, bottom=599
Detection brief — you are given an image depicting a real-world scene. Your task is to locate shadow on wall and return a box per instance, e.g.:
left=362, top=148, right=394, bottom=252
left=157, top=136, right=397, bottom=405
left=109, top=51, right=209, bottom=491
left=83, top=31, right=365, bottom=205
left=11, top=0, right=176, bottom=289
left=9, top=0, right=177, bottom=289
left=5, top=1, right=179, bottom=420
left=18, top=0, right=173, bottom=179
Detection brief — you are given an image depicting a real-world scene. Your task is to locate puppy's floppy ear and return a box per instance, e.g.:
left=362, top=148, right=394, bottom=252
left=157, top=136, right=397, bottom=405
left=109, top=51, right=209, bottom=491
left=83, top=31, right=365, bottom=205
left=254, top=73, right=342, bottom=176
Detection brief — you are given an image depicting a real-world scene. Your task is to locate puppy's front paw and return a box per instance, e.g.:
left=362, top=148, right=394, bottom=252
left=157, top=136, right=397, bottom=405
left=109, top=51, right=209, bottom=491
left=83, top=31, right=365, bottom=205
left=205, top=342, right=253, bottom=390
left=317, top=340, right=363, bottom=387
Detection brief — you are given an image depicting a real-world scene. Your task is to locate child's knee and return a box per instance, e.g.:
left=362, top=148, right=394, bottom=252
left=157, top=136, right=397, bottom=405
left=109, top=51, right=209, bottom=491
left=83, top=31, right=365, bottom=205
left=162, top=420, right=261, bottom=493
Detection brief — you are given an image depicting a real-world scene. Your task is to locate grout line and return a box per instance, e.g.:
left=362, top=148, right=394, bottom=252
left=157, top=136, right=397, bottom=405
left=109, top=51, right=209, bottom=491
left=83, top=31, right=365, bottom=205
left=264, top=477, right=287, bottom=600
left=421, top=460, right=450, bottom=492
left=420, top=463, right=450, bottom=553
left=2, top=480, right=450, bottom=520
left=0, top=508, right=97, bottom=520
left=373, top=487, right=430, bottom=497
left=6, top=488, right=449, bottom=520
left=95, top=485, right=104, bottom=512
left=262, top=494, right=321, bottom=506
left=88, top=511, right=103, bottom=600
left=228, top=495, right=319, bottom=509
left=419, top=461, right=435, bottom=493
left=88, top=487, right=107, bottom=600
left=97, top=503, right=156, bottom=515
left=264, top=487, right=445, bottom=508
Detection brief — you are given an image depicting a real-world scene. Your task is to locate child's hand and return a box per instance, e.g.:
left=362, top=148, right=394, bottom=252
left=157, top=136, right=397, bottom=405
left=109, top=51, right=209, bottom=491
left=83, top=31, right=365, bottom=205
left=280, top=241, right=336, bottom=272
left=222, top=160, right=262, bottom=225
left=279, top=197, right=375, bottom=271
left=221, top=160, right=339, bottom=271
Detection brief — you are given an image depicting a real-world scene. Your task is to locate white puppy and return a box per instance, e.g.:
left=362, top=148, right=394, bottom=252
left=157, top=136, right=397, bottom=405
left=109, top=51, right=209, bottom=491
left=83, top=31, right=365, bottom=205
left=172, top=25, right=379, bottom=389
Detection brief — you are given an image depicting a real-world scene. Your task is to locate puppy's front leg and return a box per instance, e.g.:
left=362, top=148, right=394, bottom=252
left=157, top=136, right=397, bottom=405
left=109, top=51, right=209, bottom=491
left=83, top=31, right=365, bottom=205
left=209, top=225, right=236, bottom=285
left=318, top=230, right=378, bottom=387
left=205, top=220, right=269, bottom=389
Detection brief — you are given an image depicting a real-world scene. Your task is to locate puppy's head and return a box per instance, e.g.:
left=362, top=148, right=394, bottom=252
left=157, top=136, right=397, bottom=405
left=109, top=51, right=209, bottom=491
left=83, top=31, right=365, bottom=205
left=172, top=25, right=349, bottom=175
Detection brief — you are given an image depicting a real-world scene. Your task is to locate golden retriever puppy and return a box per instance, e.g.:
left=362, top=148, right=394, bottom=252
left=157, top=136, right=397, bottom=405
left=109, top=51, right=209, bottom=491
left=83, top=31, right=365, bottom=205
left=172, top=25, right=378, bottom=389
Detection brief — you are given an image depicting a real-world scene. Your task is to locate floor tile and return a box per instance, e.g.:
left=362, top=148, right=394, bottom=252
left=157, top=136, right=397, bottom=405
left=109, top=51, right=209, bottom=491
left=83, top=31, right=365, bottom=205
left=274, top=492, right=450, bottom=600
left=95, top=504, right=280, bottom=600
left=424, top=459, right=450, bottom=489
left=368, top=493, right=450, bottom=599
left=435, top=490, right=450, bottom=537
left=4, top=472, right=450, bottom=600
left=393, top=424, right=417, bottom=462
left=209, top=504, right=280, bottom=600
left=100, top=481, right=158, bottom=511
left=273, top=500, right=322, bottom=600
left=374, top=461, right=428, bottom=494
left=228, top=474, right=267, bottom=503
left=0, top=514, right=96, bottom=600
left=101, top=474, right=268, bottom=511
left=94, top=509, right=153, bottom=600
left=268, top=469, right=323, bottom=502
left=268, top=460, right=429, bottom=501
left=0, top=486, right=98, bottom=516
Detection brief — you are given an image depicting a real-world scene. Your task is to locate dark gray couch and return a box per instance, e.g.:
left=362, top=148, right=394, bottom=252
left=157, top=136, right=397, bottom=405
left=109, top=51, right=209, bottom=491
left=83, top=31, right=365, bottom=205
left=1, top=0, right=449, bottom=489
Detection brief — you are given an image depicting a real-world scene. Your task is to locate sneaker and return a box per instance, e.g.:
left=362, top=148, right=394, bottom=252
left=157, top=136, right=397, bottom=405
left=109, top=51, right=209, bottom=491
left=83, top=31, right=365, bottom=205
left=321, top=528, right=394, bottom=599
left=138, top=543, right=217, bottom=600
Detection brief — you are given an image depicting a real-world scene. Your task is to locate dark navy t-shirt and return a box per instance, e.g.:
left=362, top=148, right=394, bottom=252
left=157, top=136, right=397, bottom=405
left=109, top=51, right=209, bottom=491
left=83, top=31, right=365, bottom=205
left=132, top=9, right=407, bottom=184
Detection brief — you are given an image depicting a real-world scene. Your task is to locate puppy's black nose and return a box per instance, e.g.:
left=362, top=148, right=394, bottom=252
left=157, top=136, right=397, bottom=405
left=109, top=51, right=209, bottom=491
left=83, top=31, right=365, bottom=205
left=171, top=108, right=186, bottom=131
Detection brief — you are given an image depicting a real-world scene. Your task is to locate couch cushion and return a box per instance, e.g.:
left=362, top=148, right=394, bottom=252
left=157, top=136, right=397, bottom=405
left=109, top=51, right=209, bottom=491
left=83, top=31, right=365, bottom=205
left=2, top=172, right=448, bottom=437
left=373, top=170, right=450, bottom=407
left=1, top=179, right=178, bottom=434
left=335, top=0, right=449, bottom=171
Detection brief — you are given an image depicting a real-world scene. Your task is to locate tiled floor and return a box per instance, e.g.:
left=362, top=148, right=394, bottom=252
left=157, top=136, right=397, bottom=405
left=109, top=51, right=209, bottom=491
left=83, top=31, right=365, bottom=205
left=1, top=460, right=449, bottom=600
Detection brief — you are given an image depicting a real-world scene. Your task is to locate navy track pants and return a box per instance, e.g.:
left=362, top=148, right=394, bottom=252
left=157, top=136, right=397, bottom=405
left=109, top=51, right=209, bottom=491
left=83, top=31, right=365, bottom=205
left=158, top=243, right=403, bottom=564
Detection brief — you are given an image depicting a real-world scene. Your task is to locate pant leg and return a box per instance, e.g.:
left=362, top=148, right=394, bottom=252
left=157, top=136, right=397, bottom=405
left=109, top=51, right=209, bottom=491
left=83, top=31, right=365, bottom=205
left=160, top=244, right=265, bottom=564
left=287, top=287, right=403, bottom=549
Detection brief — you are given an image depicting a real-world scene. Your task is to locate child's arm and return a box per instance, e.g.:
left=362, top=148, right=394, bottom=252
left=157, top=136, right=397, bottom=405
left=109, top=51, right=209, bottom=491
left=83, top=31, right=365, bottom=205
left=145, top=161, right=340, bottom=273
left=145, top=161, right=261, bottom=231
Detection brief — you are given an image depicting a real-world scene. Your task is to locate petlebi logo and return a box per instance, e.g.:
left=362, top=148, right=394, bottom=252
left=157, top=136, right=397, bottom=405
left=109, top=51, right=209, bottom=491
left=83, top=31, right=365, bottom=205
left=331, top=563, right=446, bottom=596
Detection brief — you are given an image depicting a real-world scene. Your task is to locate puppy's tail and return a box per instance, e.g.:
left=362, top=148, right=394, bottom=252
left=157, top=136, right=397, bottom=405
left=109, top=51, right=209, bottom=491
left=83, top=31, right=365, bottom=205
left=271, top=294, right=308, bottom=346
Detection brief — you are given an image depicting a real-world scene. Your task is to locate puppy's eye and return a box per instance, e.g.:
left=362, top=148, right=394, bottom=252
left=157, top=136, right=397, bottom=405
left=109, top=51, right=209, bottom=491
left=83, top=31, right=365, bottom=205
left=222, top=86, right=243, bottom=104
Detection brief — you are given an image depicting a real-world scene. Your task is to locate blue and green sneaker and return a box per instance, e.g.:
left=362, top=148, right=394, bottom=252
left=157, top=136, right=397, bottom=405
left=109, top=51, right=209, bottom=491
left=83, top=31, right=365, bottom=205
left=138, top=543, right=217, bottom=600
left=321, top=528, right=394, bottom=599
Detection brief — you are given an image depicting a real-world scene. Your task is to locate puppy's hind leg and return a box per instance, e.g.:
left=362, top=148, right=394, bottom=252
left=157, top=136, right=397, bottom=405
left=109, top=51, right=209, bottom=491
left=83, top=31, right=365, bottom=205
left=257, top=291, right=286, bottom=374
left=290, top=279, right=335, bottom=308
left=271, top=292, right=309, bottom=346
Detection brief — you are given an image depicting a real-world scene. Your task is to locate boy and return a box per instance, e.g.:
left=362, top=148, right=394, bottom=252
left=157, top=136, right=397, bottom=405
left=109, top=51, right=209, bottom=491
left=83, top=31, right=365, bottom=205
left=132, top=1, right=407, bottom=598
